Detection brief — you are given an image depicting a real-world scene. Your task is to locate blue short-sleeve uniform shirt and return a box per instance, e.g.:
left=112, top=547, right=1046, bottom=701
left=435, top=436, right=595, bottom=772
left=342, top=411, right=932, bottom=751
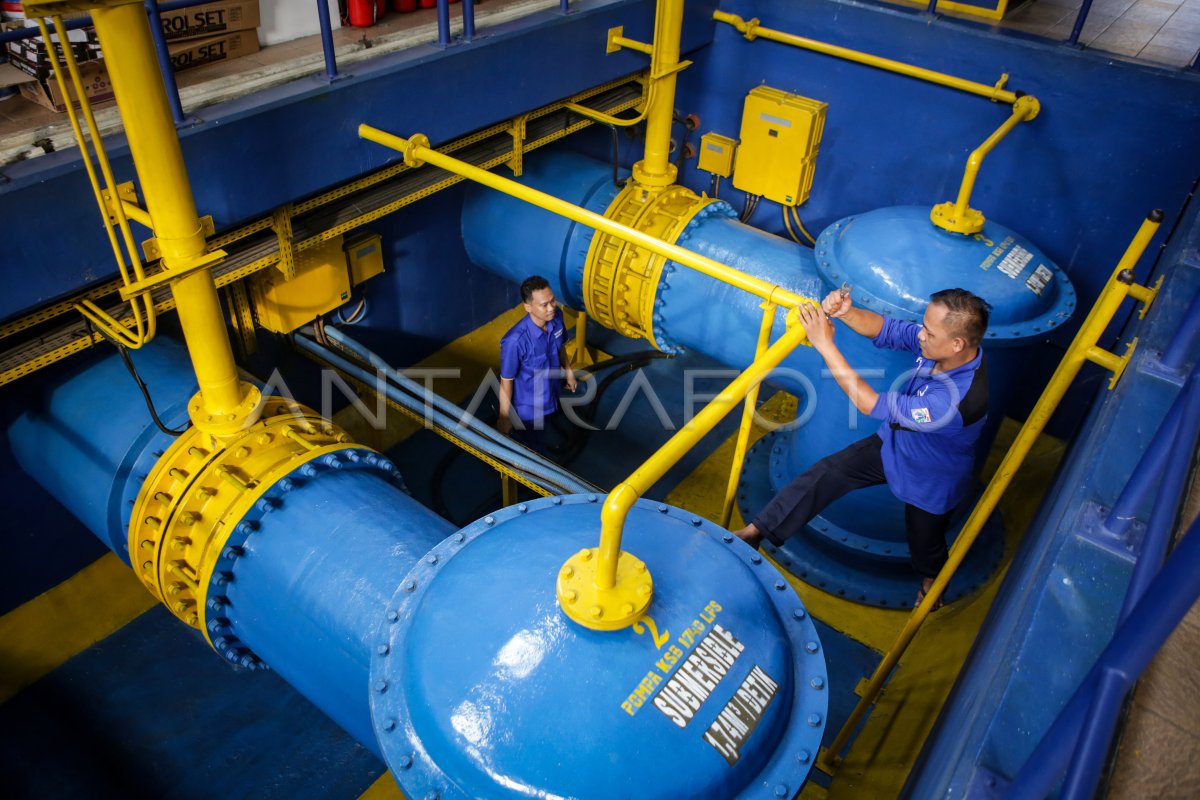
left=500, top=308, right=566, bottom=423
left=868, top=317, right=989, bottom=514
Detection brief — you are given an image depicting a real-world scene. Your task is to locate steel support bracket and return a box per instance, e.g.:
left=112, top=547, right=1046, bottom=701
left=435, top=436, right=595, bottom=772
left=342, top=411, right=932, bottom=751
left=119, top=247, right=228, bottom=300
left=1127, top=275, right=1163, bottom=319
left=507, top=114, right=529, bottom=177
left=141, top=215, right=215, bottom=262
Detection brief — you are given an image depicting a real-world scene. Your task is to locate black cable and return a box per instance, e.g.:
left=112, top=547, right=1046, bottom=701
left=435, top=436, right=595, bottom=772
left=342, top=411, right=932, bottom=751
left=116, top=344, right=189, bottom=437
left=609, top=124, right=627, bottom=189
left=554, top=356, right=663, bottom=467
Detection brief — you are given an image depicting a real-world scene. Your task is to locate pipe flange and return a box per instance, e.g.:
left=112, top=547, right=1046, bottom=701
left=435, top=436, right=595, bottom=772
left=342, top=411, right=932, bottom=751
left=202, top=446, right=407, bottom=670
left=582, top=184, right=720, bottom=349
left=129, top=398, right=365, bottom=638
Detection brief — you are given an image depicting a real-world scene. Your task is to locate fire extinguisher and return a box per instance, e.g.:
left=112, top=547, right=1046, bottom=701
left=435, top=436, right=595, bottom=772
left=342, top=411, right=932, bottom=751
left=347, top=0, right=377, bottom=27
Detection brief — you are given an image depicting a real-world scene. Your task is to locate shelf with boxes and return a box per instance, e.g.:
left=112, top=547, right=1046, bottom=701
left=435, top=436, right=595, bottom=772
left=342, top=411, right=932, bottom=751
left=0, top=0, right=260, bottom=112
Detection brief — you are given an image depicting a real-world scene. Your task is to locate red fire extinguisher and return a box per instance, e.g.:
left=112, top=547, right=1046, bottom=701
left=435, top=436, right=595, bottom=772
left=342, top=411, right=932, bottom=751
left=347, top=0, right=377, bottom=27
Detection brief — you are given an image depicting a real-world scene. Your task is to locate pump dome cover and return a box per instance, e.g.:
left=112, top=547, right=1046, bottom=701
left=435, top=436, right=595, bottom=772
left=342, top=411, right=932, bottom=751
left=815, top=206, right=1076, bottom=342
left=369, top=495, right=828, bottom=799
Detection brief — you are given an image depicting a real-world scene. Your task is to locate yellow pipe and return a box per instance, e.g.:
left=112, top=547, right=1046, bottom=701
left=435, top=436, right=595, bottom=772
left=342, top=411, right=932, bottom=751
left=933, top=96, right=1040, bottom=233
left=713, top=11, right=1019, bottom=105
left=120, top=200, right=154, bottom=230
left=633, top=0, right=685, bottom=188
left=90, top=2, right=252, bottom=424
left=40, top=15, right=155, bottom=348
left=359, top=125, right=811, bottom=311
left=611, top=35, right=653, bottom=55
left=720, top=301, right=777, bottom=528
left=597, top=318, right=813, bottom=589
left=818, top=212, right=1162, bottom=773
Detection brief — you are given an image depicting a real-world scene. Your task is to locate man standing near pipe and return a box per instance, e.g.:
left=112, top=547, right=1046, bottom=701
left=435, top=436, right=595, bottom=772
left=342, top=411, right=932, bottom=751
left=497, top=275, right=577, bottom=453
left=733, top=287, right=990, bottom=608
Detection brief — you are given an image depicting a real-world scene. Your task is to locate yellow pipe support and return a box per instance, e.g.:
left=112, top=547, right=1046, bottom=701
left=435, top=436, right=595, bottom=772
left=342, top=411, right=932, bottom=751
left=89, top=1, right=259, bottom=434
left=359, top=125, right=811, bottom=313
left=119, top=199, right=154, bottom=230
left=818, top=211, right=1162, bottom=774
left=632, top=0, right=685, bottom=188
left=557, top=316, right=815, bottom=631
left=931, top=96, right=1040, bottom=234
left=611, top=34, right=654, bottom=55
left=720, top=301, right=777, bottom=528
left=713, top=11, right=1020, bottom=105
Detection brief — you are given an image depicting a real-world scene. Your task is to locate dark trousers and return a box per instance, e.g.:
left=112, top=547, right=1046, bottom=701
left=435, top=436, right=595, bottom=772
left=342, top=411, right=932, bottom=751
left=511, top=414, right=555, bottom=458
left=752, top=434, right=953, bottom=579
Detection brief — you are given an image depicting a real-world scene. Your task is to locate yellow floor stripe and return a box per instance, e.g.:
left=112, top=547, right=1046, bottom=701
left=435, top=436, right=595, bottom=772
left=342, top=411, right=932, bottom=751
left=0, top=552, right=156, bottom=704
left=359, top=770, right=407, bottom=800
left=667, top=398, right=1065, bottom=799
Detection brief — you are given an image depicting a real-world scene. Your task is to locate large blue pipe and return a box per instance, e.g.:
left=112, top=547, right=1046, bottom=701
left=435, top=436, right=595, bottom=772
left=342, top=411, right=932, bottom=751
left=7, top=339, right=454, bottom=754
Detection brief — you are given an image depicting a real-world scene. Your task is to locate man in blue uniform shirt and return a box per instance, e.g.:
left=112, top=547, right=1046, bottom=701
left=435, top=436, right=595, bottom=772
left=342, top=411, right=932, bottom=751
left=734, top=287, right=990, bottom=608
left=497, top=276, right=577, bottom=451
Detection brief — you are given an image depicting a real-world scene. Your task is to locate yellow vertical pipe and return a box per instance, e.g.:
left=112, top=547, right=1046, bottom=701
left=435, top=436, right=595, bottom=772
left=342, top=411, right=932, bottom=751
left=90, top=2, right=248, bottom=420
left=818, top=212, right=1161, bottom=773
left=631, top=0, right=684, bottom=188
left=950, top=98, right=1036, bottom=222
left=720, top=302, right=777, bottom=528
left=595, top=319, right=811, bottom=589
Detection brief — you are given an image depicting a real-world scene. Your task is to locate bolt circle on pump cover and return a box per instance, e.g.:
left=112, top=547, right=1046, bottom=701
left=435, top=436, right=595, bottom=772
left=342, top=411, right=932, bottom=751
left=369, top=495, right=828, bottom=799
left=128, top=398, right=378, bottom=659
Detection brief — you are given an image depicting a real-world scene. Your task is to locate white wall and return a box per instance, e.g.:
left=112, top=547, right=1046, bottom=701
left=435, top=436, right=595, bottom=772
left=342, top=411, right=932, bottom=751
left=258, top=0, right=342, bottom=46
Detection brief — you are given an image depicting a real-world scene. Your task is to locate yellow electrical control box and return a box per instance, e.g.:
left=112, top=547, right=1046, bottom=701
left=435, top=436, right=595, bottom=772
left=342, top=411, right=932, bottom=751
left=732, top=86, right=827, bottom=207
left=698, top=132, right=737, bottom=178
left=344, top=232, right=386, bottom=285
left=251, top=236, right=351, bottom=334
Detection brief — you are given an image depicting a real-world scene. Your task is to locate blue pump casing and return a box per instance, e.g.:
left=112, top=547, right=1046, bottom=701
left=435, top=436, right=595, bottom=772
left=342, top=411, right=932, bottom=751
left=370, top=494, right=829, bottom=798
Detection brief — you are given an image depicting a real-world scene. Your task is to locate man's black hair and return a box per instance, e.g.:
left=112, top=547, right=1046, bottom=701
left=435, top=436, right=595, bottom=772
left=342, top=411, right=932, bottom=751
left=930, top=288, right=991, bottom=347
left=521, top=275, right=551, bottom=303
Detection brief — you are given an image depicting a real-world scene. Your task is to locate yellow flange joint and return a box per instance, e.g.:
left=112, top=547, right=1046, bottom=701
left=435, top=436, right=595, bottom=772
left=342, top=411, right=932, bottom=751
left=930, top=201, right=986, bottom=235
left=557, top=548, right=653, bottom=630
left=187, top=383, right=265, bottom=437
left=129, top=398, right=357, bottom=640
left=630, top=160, right=679, bottom=189
left=583, top=183, right=719, bottom=348
left=403, top=133, right=430, bottom=168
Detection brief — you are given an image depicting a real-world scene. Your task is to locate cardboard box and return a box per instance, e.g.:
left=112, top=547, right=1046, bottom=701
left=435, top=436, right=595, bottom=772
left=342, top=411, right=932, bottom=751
left=168, top=30, right=259, bottom=73
left=17, top=57, right=113, bottom=112
left=158, top=0, right=260, bottom=42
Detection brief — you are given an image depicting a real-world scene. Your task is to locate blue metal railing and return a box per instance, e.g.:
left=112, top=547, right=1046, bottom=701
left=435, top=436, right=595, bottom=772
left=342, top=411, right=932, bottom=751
left=1007, top=342, right=1200, bottom=798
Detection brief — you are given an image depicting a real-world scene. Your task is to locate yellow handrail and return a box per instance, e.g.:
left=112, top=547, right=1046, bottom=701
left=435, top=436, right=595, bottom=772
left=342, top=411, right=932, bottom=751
left=358, top=125, right=811, bottom=312
left=713, top=11, right=1020, bottom=105
left=818, top=211, right=1163, bottom=774
left=720, top=301, right=777, bottom=527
